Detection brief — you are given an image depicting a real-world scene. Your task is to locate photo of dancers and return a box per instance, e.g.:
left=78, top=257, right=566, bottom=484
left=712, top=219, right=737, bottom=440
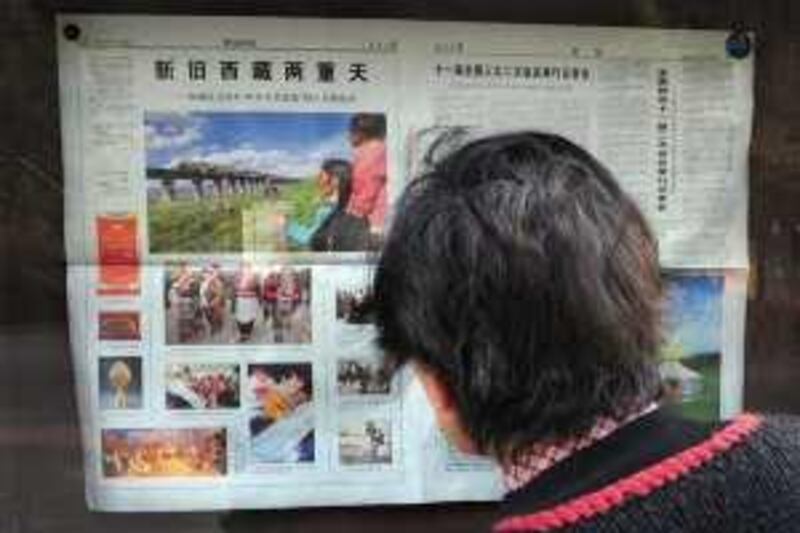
left=164, top=262, right=311, bottom=345
left=101, top=428, right=227, bottom=478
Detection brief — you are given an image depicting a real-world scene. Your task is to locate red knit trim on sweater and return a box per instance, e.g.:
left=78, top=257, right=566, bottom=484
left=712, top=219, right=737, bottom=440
left=493, top=413, right=763, bottom=533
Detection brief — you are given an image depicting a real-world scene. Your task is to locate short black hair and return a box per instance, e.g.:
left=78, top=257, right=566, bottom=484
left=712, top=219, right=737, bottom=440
left=350, top=113, right=386, bottom=140
left=373, top=131, right=662, bottom=461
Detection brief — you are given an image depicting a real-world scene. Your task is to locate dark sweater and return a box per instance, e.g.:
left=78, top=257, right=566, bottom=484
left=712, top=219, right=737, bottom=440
left=494, top=409, right=800, bottom=532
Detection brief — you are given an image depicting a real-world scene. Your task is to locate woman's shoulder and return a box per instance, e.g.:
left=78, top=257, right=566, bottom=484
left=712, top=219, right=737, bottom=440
left=494, top=412, right=800, bottom=532
left=746, top=412, right=800, bottom=454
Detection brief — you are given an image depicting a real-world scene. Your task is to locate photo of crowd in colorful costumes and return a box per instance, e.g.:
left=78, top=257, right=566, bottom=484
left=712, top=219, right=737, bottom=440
left=164, top=263, right=311, bottom=345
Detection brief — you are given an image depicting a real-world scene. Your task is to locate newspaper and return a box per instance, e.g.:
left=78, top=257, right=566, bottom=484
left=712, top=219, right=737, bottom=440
left=58, top=15, right=752, bottom=511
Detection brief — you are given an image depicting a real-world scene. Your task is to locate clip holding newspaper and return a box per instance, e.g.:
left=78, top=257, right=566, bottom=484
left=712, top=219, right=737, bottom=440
left=58, top=15, right=752, bottom=511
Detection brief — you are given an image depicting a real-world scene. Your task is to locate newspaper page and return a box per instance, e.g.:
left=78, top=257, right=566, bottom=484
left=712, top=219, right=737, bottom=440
left=403, top=23, right=753, bottom=269
left=57, top=15, right=752, bottom=511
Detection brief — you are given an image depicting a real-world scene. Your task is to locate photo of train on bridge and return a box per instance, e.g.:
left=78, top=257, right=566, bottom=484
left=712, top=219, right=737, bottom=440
left=145, top=111, right=388, bottom=254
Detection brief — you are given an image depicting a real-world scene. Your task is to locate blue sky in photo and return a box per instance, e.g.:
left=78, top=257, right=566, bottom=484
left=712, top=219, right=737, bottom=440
left=145, top=111, right=354, bottom=178
left=664, top=274, right=724, bottom=357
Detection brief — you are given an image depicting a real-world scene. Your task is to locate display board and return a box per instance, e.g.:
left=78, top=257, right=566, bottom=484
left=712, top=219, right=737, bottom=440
left=57, top=14, right=753, bottom=511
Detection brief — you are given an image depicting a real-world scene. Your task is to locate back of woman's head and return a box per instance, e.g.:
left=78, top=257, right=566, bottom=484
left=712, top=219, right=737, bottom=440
left=373, top=131, right=663, bottom=461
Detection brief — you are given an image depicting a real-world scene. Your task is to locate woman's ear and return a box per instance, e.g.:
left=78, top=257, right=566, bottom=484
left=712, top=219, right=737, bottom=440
left=413, top=362, right=479, bottom=455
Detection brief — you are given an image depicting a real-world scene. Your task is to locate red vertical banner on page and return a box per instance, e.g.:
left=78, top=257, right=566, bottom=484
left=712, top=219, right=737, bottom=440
left=97, top=214, right=140, bottom=296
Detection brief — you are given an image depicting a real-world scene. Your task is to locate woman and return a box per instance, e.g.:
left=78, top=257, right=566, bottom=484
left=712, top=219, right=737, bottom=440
left=271, top=268, right=302, bottom=343
left=199, top=264, right=225, bottom=336
left=373, top=131, right=800, bottom=532
left=345, top=113, right=387, bottom=238
left=170, top=263, right=201, bottom=343
left=283, top=159, right=349, bottom=250
left=309, top=159, right=370, bottom=252
left=234, top=262, right=260, bottom=343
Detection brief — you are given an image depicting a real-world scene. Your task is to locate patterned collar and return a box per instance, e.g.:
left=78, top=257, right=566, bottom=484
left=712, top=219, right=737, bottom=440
left=502, top=403, right=659, bottom=492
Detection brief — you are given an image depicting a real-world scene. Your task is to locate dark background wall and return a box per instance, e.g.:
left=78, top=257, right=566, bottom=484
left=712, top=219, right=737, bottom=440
left=1, top=0, right=799, bottom=531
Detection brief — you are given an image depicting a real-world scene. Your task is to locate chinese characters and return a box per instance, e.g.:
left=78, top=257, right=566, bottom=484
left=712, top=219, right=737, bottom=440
left=435, top=63, right=591, bottom=81
left=155, top=59, right=370, bottom=83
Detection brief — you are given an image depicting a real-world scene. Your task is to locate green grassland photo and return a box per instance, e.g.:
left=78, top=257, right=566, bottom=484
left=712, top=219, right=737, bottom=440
left=145, top=111, right=386, bottom=254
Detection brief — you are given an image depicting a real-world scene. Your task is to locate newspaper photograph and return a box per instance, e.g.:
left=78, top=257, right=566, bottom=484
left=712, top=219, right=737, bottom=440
left=146, top=111, right=387, bottom=254
left=163, top=262, right=312, bottom=345
left=659, top=273, right=724, bottom=421
left=245, top=362, right=315, bottom=465
left=101, top=428, right=228, bottom=478
left=165, top=362, right=241, bottom=411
